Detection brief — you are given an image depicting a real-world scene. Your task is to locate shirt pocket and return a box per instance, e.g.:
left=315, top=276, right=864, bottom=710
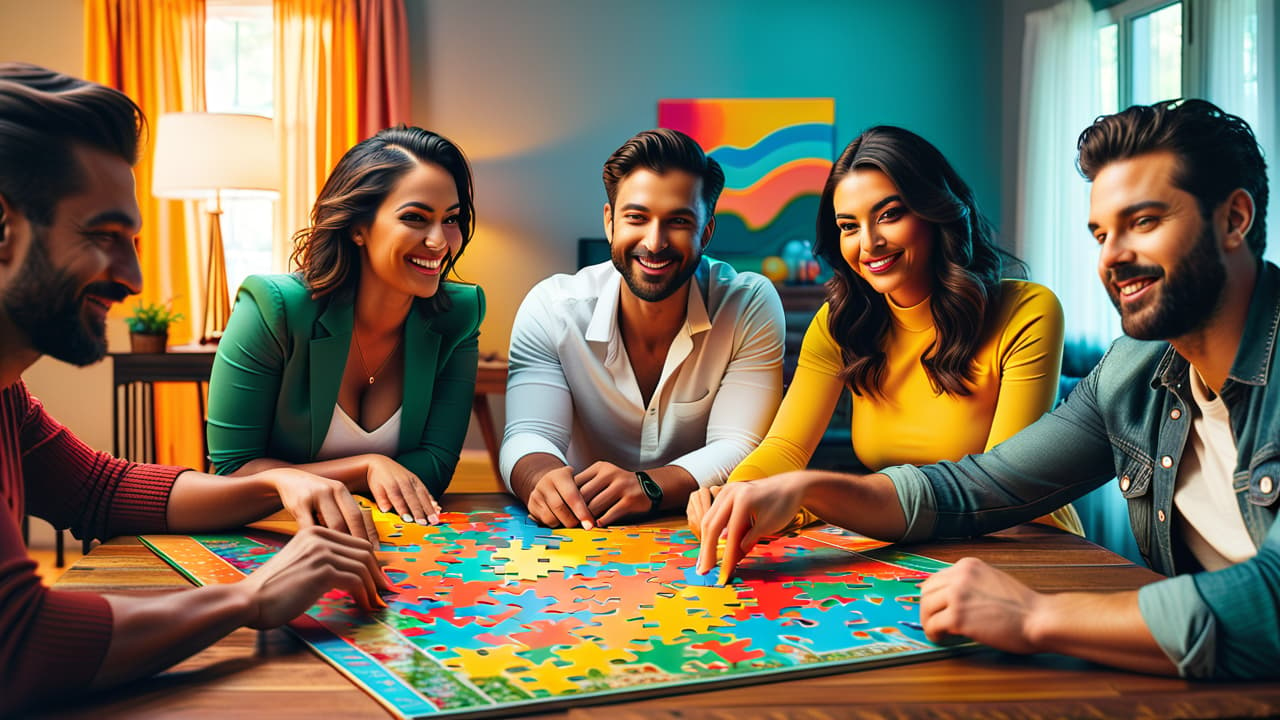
left=1116, top=450, right=1155, bottom=562
left=669, top=389, right=714, bottom=420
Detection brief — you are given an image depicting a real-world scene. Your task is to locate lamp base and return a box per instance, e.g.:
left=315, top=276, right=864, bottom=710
left=201, top=208, right=231, bottom=345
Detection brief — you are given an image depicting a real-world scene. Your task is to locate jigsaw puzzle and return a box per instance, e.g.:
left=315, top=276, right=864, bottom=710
left=142, top=506, right=973, bottom=719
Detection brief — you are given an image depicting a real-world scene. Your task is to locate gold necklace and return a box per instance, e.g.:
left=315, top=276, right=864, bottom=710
left=353, top=330, right=402, bottom=385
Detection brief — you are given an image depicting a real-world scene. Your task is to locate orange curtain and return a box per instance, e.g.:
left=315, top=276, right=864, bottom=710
left=356, top=0, right=411, bottom=138
left=84, top=0, right=208, bottom=469
left=274, top=0, right=360, bottom=267
left=274, top=0, right=410, bottom=270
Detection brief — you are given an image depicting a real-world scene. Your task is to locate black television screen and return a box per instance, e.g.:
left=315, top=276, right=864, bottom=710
left=577, top=238, right=610, bottom=269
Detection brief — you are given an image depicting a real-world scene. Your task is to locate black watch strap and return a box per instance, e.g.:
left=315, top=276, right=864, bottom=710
left=636, top=471, right=663, bottom=512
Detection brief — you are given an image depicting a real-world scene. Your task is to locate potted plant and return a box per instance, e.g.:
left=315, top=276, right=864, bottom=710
left=126, top=301, right=183, bottom=353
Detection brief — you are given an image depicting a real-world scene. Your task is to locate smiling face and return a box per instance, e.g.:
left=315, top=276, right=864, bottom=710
left=604, top=167, right=713, bottom=303
left=833, top=168, right=935, bottom=307
left=1088, top=150, right=1227, bottom=341
left=2, top=144, right=142, bottom=365
left=355, top=160, right=463, bottom=302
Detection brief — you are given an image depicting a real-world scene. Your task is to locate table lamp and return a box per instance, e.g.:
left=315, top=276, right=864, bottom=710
left=152, top=112, right=279, bottom=344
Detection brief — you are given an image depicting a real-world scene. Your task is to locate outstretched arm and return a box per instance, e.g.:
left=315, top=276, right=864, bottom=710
left=92, top=525, right=390, bottom=689
left=164, top=467, right=380, bottom=544
left=695, top=470, right=905, bottom=577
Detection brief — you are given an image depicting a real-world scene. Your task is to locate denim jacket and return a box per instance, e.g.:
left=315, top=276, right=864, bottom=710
left=883, top=261, right=1280, bottom=680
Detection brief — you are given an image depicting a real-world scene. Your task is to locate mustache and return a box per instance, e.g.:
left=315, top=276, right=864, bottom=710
left=1107, top=264, right=1164, bottom=285
left=81, top=282, right=134, bottom=302
left=630, top=250, right=678, bottom=262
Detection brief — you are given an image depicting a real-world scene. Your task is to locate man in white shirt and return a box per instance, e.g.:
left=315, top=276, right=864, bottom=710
left=501, top=128, right=784, bottom=528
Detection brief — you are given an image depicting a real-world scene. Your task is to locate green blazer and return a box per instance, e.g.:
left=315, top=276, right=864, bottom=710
left=206, top=273, right=485, bottom=495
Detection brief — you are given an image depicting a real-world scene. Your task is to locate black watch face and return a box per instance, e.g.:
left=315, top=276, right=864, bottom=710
left=638, top=473, right=662, bottom=503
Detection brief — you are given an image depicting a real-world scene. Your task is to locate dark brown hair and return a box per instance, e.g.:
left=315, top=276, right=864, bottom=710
left=1077, top=98, right=1268, bottom=258
left=816, top=126, right=1020, bottom=397
left=0, top=62, right=144, bottom=226
left=602, top=128, right=725, bottom=220
left=291, top=125, right=475, bottom=315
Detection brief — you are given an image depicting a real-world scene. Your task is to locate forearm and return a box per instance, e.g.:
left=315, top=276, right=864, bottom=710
left=165, top=471, right=284, bottom=532
left=796, top=471, right=907, bottom=541
left=230, top=455, right=372, bottom=489
left=93, top=583, right=253, bottom=689
left=642, top=465, right=698, bottom=512
left=510, top=453, right=569, bottom=503
left=1028, top=590, right=1175, bottom=675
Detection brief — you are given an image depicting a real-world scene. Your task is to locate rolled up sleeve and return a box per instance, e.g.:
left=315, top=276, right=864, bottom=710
left=500, top=288, right=573, bottom=491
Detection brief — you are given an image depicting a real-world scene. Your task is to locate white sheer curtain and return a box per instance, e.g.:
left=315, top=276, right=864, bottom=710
left=1203, top=0, right=1279, bottom=265
left=1017, top=0, right=1120, bottom=351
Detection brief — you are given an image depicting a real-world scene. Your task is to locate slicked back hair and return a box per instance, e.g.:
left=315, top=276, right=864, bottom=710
left=1077, top=99, right=1268, bottom=258
left=0, top=62, right=143, bottom=227
left=602, top=128, right=725, bottom=222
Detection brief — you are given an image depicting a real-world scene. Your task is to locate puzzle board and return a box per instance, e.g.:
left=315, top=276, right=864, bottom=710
left=142, top=506, right=972, bottom=719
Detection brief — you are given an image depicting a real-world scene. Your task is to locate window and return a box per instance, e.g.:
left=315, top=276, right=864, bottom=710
left=206, top=0, right=275, bottom=297
left=1096, top=1, right=1184, bottom=111
left=1093, top=0, right=1275, bottom=263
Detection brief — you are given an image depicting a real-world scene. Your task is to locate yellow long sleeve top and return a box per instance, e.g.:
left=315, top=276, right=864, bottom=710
left=729, top=279, right=1082, bottom=534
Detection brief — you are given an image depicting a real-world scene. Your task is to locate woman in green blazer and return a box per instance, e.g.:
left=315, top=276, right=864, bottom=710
left=207, top=126, right=484, bottom=526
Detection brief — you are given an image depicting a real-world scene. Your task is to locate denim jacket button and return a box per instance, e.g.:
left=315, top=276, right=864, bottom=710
left=1161, top=456, right=1173, bottom=469
left=1158, top=509, right=1167, bottom=522
left=1120, top=475, right=1132, bottom=492
left=1262, top=476, right=1275, bottom=495
left=1170, top=408, right=1182, bottom=420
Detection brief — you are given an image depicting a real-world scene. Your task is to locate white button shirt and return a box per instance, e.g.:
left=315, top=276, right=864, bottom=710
left=500, top=257, right=784, bottom=489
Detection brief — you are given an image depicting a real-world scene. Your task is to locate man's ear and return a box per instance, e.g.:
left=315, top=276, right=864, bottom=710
left=700, top=214, right=716, bottom=253
left=0, top=193, right=20, bottom=265
left=603, top=203, right=613, bottom=243
left=1222, top=188, right=1255, bottom=252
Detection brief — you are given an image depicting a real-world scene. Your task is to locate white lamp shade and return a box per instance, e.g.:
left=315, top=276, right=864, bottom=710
left=151, top=112, right=279, bottom=199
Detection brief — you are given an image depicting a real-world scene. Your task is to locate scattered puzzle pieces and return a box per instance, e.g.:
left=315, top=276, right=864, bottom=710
left=142, top=505, right=970, bottom=719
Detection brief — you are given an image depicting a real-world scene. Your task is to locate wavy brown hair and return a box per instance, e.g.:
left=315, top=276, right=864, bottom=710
left=816, top=126, right=1022, bottom=397
left=291, top=125, right=476, bottom=315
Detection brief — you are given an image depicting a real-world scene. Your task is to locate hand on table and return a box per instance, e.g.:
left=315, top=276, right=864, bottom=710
left=267, top=467, right=380, bottom=546
left=919, top=557, right=1043, bottom=654
left=526, top=465, right=595, bottom=529
left=694, top=474, right=806, bottom=581
left=576, top=461, right=650, bottom=527
left=363, top=454, right=441, bottom=525
left=686, top=485, right=722, bottom=538
left=238, top=525, right=391, bottom=627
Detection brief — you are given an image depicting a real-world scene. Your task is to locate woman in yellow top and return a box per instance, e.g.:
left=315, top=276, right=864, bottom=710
left=689, top=125, right=1081, bottom=534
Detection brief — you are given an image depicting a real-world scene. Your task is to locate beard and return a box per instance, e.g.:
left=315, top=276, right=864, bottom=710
left=610, top=237, right=700, bottom=304
left=4, top=229, right=127, bottom=366
left=1107, top=221, right=1226, bottom=341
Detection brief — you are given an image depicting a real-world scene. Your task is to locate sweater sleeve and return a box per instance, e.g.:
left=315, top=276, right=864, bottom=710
left=1, top=384, right=184, bottom=714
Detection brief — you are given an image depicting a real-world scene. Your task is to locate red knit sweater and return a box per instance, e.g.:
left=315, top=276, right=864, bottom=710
left=0, top=381, right=184, bottom=714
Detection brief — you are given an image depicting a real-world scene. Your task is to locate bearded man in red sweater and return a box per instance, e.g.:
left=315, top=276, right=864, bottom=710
left=0, top=63, right=391, bottom=715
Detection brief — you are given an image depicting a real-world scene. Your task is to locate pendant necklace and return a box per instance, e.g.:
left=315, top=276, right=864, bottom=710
left=354, top=330, right=402, bottom=385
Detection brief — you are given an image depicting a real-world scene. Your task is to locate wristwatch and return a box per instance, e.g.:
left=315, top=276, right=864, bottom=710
left=636, top=471, right=663, bottom=513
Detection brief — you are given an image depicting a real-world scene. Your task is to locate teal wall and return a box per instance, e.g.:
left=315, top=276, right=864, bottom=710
left=407, top=0, right=1005, bottom=353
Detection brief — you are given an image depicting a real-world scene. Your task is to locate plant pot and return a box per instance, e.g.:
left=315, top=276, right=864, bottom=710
left=129, top=331, right=168, bottom=353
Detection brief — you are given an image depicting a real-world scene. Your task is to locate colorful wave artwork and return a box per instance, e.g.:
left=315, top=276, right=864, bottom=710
left=659, top=99, right=834, bottom=254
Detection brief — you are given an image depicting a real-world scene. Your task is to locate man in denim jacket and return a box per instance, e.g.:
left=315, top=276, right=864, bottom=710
left=695, top=99, right=1274, bottom=679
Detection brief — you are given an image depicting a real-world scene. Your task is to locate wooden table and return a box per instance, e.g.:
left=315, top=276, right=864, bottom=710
left=40, top=494, right=1280, bottom=719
